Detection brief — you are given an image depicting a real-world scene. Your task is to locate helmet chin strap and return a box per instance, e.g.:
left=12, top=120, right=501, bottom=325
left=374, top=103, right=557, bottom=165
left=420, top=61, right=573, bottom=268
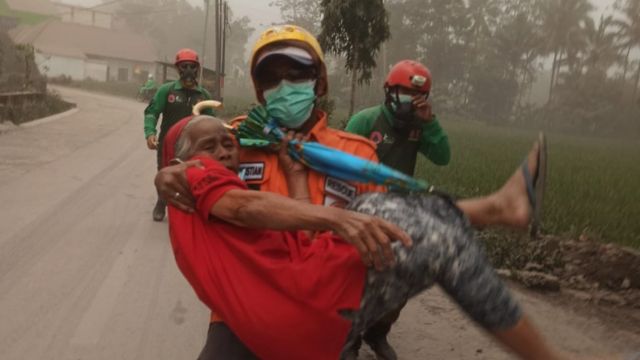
left=383, top=86, right=397, bottom=107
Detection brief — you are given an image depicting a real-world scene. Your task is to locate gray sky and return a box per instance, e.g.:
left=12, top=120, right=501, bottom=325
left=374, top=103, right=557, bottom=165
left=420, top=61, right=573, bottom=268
left=57, top=0, right=618, bottom=32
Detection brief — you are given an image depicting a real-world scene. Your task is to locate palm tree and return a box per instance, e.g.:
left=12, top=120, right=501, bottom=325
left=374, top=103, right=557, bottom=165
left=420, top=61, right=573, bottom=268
left=540, top=0, right=594, bottom=102
left=582, top=15, right=621, bottom=77
left=634, top=60, right=640, bottom=99
left=615, top=0, right=640, bottom=84
left=493, top=11, right=544, bottom=106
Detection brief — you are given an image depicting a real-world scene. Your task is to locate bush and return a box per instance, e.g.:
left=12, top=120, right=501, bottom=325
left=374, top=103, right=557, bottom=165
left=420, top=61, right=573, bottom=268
left=1, top=91, right=74, bottom=125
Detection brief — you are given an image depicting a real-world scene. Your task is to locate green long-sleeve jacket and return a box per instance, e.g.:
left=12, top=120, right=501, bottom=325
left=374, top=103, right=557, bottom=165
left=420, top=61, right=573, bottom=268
left=345, top=104, right=450, bottom=176
left=143, top=80, right=214, bottom=139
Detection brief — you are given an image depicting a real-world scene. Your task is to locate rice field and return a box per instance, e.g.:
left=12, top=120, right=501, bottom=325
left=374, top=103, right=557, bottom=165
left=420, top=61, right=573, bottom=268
left=414, top=120, right=640, bottom=249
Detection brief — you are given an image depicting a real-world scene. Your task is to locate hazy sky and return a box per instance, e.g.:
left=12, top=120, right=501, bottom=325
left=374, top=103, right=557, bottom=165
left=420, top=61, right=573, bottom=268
left=56, top=0, right=620, bottom=30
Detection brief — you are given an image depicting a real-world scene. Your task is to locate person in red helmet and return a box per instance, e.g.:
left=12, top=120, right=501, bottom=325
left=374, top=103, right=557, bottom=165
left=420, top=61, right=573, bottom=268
left=346, top=60, right=450, bottom=177
left=343, top=60, right=450, bottom=358
left=143, top=48, right=213, bottom=221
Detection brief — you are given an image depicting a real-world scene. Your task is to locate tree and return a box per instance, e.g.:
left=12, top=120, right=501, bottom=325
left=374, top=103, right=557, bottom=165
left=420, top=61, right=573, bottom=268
left=491, top=9, right=544, bottom=110
left=615, top=0, right=640, bottom=99
left=319, top=0, right=390, bottom=116
left=582, top=16, right=620, bottom=77
left=270, top=0, right=322, bottom=35
left=226, top=13, right=255, bottom=71
left=116, top=0, right=206, bottom=61
left=540, top=0, right=594, bottom=103
left=384, top=0, right=469, bottom=107
left=634, top=60, right=640, bottom=99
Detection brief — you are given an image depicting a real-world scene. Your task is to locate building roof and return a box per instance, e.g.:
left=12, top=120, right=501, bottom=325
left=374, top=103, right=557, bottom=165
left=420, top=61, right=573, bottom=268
left=83, top=1, right=122, bottom=14
left=5, top=0, right=58, bottom=16
left=37, top=42, right=86, bottom=59
left=9, top=19, right=157, bottom=63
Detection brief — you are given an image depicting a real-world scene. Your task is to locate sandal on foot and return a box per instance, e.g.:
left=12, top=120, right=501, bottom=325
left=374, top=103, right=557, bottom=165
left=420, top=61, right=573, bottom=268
left=521, top=132, right=547, bottom=238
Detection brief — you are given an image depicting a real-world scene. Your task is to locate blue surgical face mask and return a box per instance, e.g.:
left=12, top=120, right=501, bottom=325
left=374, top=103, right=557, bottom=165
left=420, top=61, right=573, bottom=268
left=264, top=80, right=317, bottom=129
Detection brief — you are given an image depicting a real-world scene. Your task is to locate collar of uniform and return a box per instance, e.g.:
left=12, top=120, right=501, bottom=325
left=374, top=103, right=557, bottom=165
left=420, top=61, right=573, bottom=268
left=307, top=110, right=329, bottom=141
left=173, top=80, right=204, bottom=93
left=380, top=104, right=395, bottom=125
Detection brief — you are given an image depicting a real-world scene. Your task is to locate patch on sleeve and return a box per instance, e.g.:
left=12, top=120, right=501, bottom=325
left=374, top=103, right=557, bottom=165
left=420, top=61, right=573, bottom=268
left=323, top=177, right=357, bottom=206
left=238, top=162, right=265, bottom=181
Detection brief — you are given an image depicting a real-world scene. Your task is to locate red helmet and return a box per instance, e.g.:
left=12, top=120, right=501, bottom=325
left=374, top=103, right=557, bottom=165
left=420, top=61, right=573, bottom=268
left=385, top=60, right=432, bottom=93
left=175, top=48, right=200, bottom=66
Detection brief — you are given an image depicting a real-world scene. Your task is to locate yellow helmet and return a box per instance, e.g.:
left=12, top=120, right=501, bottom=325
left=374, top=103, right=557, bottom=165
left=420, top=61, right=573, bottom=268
left=250, top=25, right=328, bottom=101
left=251, top=25, right=324, bottom=66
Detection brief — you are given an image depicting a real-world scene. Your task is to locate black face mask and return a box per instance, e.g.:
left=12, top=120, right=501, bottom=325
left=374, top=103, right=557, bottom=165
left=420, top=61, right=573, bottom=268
left=178, top=63, right=199, bottom=85
left=386, top=89, right=421, bottom=130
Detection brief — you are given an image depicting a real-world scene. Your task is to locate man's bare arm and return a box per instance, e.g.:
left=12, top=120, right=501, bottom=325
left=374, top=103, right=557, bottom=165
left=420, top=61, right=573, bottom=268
left=213, top=189, right=335, bottom=231
left=211, top=189, right=412, bottom=270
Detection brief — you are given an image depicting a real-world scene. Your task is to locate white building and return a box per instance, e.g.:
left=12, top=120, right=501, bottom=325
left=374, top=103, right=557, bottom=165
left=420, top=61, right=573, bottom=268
left=9, top=20, right=157, bottom=82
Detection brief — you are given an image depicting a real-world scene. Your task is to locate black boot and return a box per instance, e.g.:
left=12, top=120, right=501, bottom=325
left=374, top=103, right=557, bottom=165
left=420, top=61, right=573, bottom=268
left=152, top=198, right=166, bottom=222
left=363, top=307, right=402, bottom=360
left=364, top=336, right=397, bottom=360
left=340, top=335, right=361, bottom=360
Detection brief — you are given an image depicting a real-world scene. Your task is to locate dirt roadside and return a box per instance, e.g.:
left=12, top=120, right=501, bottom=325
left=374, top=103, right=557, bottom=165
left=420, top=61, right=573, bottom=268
left=0, top=86, right=638, bottom=359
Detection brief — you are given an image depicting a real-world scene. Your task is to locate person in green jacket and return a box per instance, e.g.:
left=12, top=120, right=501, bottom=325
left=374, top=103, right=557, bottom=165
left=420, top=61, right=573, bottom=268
left=144, top=48, right=213, bottom=222
left=343, top=60, right=450, bottom=360
left=346, top=60, right=450, bottom=177
left=138, top=74, right=158, bottom=101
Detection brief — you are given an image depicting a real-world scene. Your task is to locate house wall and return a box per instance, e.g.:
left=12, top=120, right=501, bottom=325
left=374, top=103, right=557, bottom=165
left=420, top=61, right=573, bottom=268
left=85, top=60, right=108, bottom=81
left=35, top=52, right=84, bottom=80
left=103, top=58, right=155, bottom=83
left=156, top=66, right=178, bottom=82
left=34, top=52, right=157, bottom=83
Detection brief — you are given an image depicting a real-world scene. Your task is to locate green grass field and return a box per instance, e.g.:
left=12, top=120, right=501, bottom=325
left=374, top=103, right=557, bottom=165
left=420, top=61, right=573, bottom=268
left=243, top=99, right=640, bottom=248
left=413, top=120, right=640, bottom=248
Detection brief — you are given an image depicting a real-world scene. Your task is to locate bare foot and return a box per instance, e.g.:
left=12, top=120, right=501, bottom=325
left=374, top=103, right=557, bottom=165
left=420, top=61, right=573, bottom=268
left=492, top=140, right=541, bottom=229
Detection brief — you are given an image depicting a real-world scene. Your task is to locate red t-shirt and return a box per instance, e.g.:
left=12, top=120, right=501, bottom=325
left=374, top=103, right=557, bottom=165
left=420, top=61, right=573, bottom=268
left=168, top=156, right=366, bottom=360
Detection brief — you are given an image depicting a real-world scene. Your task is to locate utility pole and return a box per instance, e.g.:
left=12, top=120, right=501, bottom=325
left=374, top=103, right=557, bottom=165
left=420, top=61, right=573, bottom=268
left=199, top=0, right=210, bottom=85
left=220, top=1, right=228, bottom=100
left=213, top=0, right=221, bottom=99
left=212, top=0, right=228, bottom=100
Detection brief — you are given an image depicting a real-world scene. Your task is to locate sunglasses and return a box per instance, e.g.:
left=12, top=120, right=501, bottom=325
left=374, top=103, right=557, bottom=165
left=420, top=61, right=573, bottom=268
left=255, top=64, right=317, bottom=90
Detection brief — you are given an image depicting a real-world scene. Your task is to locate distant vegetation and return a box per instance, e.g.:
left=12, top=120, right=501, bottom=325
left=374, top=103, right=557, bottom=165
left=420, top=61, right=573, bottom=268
left=0, top=31, right=72, bottom=124
left=273, top=0, right=640, bottom=138
left=415, top=119, right=640, bottom=249
left=0, top=0, right=50, bottom=25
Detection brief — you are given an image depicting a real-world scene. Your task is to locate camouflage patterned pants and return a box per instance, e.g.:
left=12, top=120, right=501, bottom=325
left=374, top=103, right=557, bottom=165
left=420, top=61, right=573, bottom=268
left=341, top=192, right=522, bottom=356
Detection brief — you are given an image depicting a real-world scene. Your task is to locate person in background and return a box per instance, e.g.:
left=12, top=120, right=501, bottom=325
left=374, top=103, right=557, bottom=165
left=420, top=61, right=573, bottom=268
left=343, top=59, right=449, bottom=359
left=143, top=48, right=213, bottom=222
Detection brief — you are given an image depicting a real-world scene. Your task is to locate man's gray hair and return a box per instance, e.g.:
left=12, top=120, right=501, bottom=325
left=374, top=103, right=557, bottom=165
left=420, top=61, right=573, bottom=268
left=174, top=115, right=224, bottom=160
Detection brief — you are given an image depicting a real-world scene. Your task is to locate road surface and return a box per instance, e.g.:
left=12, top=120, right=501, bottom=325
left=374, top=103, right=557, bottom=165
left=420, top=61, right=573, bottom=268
left=0, top=86, right=638, bottom=359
